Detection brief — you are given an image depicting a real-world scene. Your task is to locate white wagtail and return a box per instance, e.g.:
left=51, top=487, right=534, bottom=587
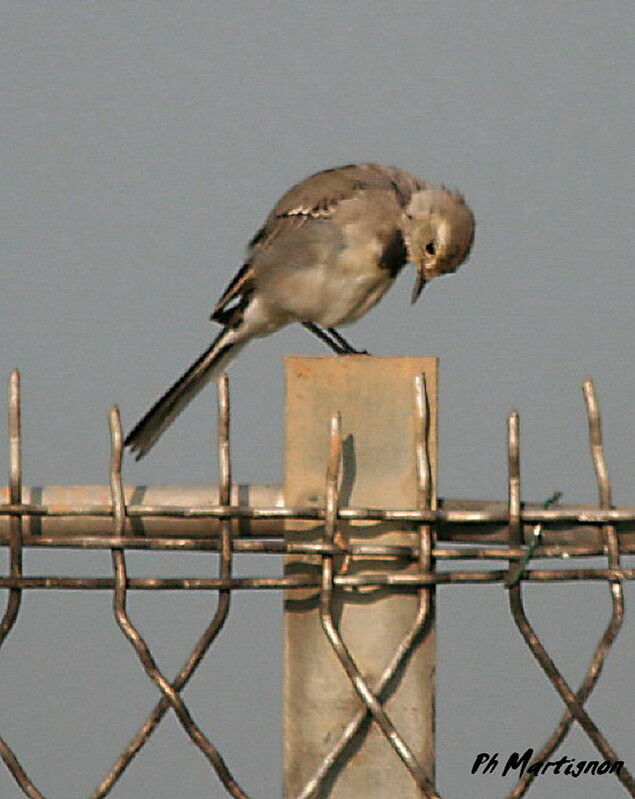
left=126, top=163, right=475, bottom=458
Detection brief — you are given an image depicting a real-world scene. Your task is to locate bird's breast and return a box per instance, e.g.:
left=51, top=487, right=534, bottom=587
left=309, top=237, right=394, bottom=326
left=255, top=230, right=395, bottom=328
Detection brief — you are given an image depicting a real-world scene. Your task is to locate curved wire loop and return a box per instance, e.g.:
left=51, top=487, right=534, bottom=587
left=105, top=399, right=249, bottom=799
left=297, top=375, right=438, bottom=798
left=316, top=408, right=440, bottom=799
left=505, top=405, right=633, bottom=796
left=0, top=372, right=47, bottom=799
left=93, top=376, right=236, bottom=797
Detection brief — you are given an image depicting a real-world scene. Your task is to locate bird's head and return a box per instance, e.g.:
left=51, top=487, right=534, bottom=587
left=402, top=188, right=475, bottom=303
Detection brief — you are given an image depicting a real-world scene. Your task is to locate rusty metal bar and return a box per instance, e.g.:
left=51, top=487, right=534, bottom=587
left=0, top=371, right=48, bottom=799
left=106, top=406, right=249, bottom=799
left=3, top=494, right=635, bottom=549
left=0, top=735, right=45, bottom=799
left=4, top=535, right=635, bottom=560
left=6, top=538, right=635, bottom=558
left=92, top=376, right=237, bottom=798
left=509, top=379, right=627, bottom=798
left=11, top=536, right=422, bottom=557
left=411, top=373, right=437, bottom=783
left=0, top=370, right=23, bottom=644
left=3, top=494, right=635, bottom=525
left=507, top=411, right=522, bottom=553
left=583, top=379, right=622, bottom=584
left=317, top=412, right=438, bottom=798
left=504, top=408, right=635, bottom=795
left=1, top=567, right=633, bottom=592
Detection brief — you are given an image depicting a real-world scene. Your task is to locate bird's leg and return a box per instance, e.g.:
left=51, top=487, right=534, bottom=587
left=302, top=322, right=348, bottom=354
left=326, top=328, right=370, bottom=355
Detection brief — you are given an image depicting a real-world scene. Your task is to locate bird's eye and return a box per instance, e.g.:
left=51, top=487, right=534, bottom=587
left=425, top=241, right=436, bottom=256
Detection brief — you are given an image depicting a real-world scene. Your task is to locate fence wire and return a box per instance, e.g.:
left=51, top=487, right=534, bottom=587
left=0, top=368, right=633, bottom=798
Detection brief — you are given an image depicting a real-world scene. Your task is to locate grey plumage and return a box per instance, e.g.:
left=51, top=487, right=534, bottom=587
left=126, top=163, right=475, bottom=458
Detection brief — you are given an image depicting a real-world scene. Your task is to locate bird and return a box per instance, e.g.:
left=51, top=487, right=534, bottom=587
left=125, top=163, right=475, bottom=459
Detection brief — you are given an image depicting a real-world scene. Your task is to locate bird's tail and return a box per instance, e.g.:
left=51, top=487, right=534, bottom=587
left=125, top=327, right=247, bottom=460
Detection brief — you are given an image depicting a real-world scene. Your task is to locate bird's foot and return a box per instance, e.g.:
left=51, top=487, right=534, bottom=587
left=326, top=328, right=370, bottom=355
left=302, top=322, right=371, bottom=355
left=337, top=347, right=370, bottom=356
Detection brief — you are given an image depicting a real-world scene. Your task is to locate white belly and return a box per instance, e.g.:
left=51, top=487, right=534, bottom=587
left=264, top=263, right=391, bottom=327
left=269, top=231, right=394, bottom=326
left=317, top=270, right=393, bottom=326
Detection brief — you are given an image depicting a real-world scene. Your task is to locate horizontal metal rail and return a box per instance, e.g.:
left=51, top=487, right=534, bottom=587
left=3, top=536, right=634, bottom=558
left=3, top=496, right=635, bottom=523
left=1, top=568, right=632, bottom=591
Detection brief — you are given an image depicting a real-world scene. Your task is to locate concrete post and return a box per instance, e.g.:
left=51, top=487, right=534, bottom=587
left=283, top=356, right=437, bottom=798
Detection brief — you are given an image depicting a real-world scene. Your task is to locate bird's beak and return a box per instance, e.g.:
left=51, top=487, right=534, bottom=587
left=411, top=265, right=427, bottom=304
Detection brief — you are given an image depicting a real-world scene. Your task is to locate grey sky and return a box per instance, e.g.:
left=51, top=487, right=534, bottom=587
left=2, top=2, right=633, bottom=797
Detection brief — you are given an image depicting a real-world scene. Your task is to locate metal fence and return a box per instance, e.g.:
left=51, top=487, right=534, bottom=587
left=1, top=367, right=633, bottom=798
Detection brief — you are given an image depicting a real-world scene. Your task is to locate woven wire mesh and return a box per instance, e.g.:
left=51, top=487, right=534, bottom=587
left=1, top=369, right=633, bottom=798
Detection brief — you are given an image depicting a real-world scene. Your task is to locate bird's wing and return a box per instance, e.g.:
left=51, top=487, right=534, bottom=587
left=210, top=262, right=255, bottom=324
left=211, top=164, right=424, bottom=323
left=249, top=163, right=424, bottom=248
left=269, top=163, right=425, bottom=219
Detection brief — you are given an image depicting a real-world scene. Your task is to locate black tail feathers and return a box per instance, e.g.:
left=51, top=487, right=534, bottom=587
left=125, top=329, right=244, bottom=459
